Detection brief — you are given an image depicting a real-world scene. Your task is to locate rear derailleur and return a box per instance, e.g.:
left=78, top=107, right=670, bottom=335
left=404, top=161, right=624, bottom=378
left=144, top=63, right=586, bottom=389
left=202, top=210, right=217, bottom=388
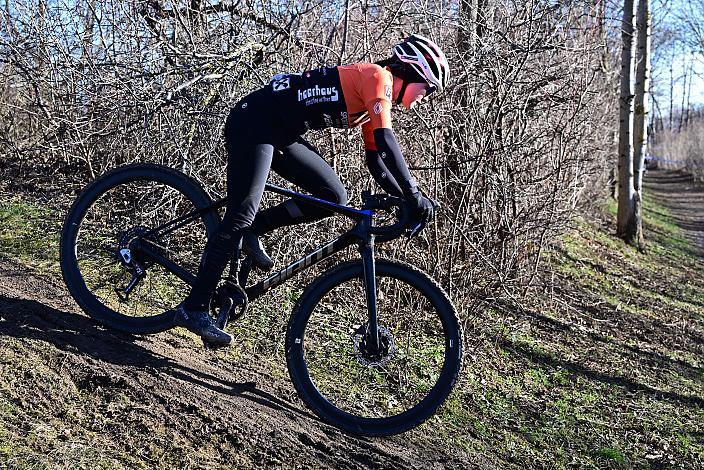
left=114, top=248, right=146, bottom=302
left=113, top=226, right=162, bottom=302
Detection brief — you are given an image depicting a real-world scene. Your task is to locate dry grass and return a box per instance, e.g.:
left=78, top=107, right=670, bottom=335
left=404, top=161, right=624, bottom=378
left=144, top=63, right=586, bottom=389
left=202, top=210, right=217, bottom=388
left=651, top=120, right=704, bottom=181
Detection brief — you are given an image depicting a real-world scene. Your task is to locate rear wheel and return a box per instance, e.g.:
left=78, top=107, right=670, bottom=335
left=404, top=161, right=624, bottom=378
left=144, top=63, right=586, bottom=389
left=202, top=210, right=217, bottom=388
left=60, top=163, right=219, bottom=334
left=286, top=259, right=462, bottom=436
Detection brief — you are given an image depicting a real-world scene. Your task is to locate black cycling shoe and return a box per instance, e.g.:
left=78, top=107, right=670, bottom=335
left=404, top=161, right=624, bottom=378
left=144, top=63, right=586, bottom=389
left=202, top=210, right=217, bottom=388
left=173, top=304, right=232, bottom=347
left=242, top=228, right=274, bottom=271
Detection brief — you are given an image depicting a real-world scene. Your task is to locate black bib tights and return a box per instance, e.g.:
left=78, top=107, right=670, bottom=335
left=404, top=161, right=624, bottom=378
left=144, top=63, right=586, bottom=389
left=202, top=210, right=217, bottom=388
left=183, top=88, right=347, bottom=310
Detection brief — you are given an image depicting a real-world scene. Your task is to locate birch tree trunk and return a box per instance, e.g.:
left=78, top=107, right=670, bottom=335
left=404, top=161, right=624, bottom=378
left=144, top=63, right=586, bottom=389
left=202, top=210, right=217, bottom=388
left=669, top=47, right=675, bottom=131
left=617, top=0, right=640, bottom=247
left=632, top=0, right=650, bottom=248
left=678, top=60, right=689, bottom=132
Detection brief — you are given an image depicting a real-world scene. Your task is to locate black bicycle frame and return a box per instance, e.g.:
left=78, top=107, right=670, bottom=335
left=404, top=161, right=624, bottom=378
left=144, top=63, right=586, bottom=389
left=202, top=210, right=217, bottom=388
left=243, top=184, right=374, bottom=298
left=142, top=182, right=385, bottom=347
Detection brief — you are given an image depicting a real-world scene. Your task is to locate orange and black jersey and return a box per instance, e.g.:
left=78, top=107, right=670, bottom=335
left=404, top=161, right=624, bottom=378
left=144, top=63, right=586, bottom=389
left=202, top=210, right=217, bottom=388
left=268, top=62, right=418, bottom=198
left=268, top=63, right=393, bottom=151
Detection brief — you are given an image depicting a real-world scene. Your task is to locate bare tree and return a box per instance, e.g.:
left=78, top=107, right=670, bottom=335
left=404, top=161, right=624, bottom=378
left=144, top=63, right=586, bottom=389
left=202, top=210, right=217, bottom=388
left=0, top=0, right=618, bottom=310
left=617, top=0, right=642, bottom=248
left=460, top=0, right=479, bottom=51
left=631, top=0, right=650, bottom=247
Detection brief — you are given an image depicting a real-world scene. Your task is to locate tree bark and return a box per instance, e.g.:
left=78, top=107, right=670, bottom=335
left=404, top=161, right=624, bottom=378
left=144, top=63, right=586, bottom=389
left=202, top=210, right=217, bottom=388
left=632, top=0, right=650, bottom=248
left=617, top=0, right=641, bottom=247
left=685, top=57, right=693, bottom=128
left=81, top=1, right=96, bottom=63
left=668, top=46, right=674, bottom=131
left=477, top=0, right=493, bottom=39
left=678, top=60, right=689, bottom=132
left=459, top=0, right=479, bottom=51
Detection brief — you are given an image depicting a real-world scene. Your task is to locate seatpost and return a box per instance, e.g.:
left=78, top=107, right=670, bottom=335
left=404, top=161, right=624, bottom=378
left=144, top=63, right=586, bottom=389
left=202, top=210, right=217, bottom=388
left=359, top=211, right=380, bottom=351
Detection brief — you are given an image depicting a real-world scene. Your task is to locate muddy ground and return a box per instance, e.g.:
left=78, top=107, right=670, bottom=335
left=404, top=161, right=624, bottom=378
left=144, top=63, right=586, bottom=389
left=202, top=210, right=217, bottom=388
left=0, top=258, right=487, bottom=468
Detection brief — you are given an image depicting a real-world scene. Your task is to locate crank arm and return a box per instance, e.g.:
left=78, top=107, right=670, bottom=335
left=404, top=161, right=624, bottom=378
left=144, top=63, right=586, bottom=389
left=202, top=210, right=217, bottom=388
left=216, top=297, right=233, bottom=330
left=215, top=282, right=250, bottom=330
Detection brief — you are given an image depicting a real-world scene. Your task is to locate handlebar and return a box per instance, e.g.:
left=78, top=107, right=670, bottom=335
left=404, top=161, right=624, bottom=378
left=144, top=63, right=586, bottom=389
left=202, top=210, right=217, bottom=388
left=360, top=191, right=413, bottom=243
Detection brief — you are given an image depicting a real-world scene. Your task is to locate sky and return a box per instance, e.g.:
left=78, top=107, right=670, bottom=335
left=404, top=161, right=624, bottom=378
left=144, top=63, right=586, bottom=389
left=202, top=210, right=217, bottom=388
left=649, top=0, right=704, bottom=110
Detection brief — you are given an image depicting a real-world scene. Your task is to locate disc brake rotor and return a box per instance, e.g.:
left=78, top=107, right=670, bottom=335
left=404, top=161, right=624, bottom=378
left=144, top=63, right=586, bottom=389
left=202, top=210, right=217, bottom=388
left=352, top=324, right=397, bottom=367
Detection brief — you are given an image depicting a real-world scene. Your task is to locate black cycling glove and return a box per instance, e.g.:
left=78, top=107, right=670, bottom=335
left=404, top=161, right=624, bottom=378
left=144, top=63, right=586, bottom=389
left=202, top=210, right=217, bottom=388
left=407, top=190, right=438, bottom=232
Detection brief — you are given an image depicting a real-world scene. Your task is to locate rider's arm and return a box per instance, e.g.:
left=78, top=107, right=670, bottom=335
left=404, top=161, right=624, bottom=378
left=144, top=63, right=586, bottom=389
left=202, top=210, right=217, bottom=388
left=370, top=128, right=419, bottom=199
left=364, top=149, right=404, bottom=196
left=361, top=68, right=420, bottom=199
left=362, top=121, right=403, bottom=196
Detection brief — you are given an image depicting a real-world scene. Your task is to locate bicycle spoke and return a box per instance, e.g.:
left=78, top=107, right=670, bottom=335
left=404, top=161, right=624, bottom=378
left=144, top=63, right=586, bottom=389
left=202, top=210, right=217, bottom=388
left=72, top=178, right=210, bottom=319
left=299, top=272, right=447, bottom=420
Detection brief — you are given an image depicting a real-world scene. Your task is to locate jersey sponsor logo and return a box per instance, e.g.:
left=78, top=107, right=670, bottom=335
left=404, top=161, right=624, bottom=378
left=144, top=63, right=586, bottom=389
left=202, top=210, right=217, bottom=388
left=373, top=100, right=383, bottom=115
left=272, top=74, right=291, bottom=91
left=385, top=85, right=392, bottom=100
left=298, top=85, right=339, bottom=105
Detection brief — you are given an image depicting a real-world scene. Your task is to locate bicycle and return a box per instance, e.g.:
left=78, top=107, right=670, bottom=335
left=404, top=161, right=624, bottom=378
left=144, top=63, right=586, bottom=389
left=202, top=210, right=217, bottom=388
left=59, top=163, right=463, bottom=436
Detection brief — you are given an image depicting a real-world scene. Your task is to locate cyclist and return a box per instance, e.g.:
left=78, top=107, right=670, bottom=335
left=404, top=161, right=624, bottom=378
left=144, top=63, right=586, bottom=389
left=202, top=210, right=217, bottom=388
left=173, top=34, right=450, bottom=346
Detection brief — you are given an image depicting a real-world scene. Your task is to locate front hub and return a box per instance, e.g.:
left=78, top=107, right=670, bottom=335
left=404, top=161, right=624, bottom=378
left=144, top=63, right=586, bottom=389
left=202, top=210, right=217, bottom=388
left=352, top=324, right=397, bottom=367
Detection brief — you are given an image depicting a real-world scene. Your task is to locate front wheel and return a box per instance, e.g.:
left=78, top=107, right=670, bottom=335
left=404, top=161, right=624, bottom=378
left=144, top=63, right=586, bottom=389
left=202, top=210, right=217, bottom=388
left=286, top=259, right=463, bottom=436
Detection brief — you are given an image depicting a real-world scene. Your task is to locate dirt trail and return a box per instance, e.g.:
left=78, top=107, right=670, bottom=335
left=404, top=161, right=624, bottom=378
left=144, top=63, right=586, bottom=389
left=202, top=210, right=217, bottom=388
left=0, top=260, right=481, bottom=467
left=644, top=169, right=704, bottom=257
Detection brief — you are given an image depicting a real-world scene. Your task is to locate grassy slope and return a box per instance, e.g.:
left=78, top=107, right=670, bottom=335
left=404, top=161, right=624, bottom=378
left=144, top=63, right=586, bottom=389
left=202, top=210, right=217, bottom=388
left=0, top=193, right=702, bottom=468
left=439, top=194, right=703, bottom=468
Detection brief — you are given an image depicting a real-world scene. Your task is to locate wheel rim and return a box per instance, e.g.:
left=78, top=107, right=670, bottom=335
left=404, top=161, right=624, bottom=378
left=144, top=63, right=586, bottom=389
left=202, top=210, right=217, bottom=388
left=70, top=177, right=212, bottom=320
left=300, top=271, right=451, bottom=421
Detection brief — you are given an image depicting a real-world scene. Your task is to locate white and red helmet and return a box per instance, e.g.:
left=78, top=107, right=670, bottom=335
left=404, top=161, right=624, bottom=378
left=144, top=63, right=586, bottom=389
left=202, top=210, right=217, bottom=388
left=393, top=34, right=450, bottom=93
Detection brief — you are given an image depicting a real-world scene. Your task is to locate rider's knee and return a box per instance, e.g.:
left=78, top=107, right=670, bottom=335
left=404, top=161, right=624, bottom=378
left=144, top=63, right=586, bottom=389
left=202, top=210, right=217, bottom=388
left=220, top=207, right=255, bottom=234
left=318, top=184, right=347, bottom=206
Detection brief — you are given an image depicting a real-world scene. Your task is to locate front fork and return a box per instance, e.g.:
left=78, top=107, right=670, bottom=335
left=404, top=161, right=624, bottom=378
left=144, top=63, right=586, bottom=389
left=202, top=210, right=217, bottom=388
left=360, top=228, right=380, bottom=351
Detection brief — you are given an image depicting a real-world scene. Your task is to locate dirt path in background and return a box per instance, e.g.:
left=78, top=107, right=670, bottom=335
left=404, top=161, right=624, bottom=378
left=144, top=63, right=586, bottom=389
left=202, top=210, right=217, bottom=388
left=644, top=169, right=704, bottom=257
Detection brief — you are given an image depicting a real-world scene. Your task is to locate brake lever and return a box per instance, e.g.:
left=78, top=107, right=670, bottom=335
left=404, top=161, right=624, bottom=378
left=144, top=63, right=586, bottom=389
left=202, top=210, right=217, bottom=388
left=406, top=221, right=424, bottom=239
